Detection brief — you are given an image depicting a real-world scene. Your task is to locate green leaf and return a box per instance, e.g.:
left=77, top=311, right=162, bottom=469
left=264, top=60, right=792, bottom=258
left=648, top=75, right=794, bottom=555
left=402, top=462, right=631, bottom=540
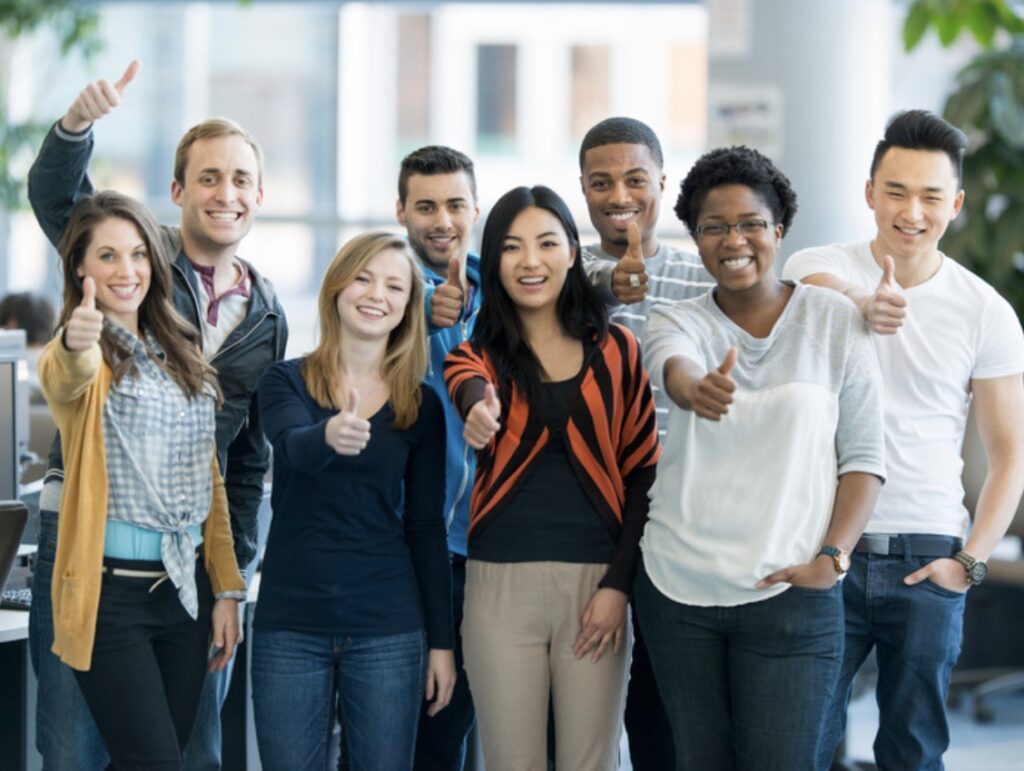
left=935, top=11, right=964, bottom=47
left=904, top=1, right=932, bottom=51
left=944, top=74, right=990, bottom=127
left=989, top=71, right=1024, bottom=148
left=966, top=2, right=998, bottom=47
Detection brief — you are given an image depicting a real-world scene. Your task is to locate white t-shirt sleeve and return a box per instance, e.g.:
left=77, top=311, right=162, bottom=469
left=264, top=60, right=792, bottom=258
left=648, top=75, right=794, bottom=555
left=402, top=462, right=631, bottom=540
left=973, top=293, right=1024, bottom=379
left=782, top=245, right=857, bottom=284
left=835, top=320, right=886, bottom=479
left=643, top=305, right=703, bottom=395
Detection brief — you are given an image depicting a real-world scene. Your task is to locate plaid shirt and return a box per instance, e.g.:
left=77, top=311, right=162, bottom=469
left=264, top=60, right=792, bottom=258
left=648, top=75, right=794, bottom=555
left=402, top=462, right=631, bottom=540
left=103, top=321, right=217, bottom=618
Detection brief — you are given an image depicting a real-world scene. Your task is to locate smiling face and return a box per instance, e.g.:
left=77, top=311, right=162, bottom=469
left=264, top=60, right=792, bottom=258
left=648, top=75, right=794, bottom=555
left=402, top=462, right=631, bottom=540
left=76, top=217, right=152, bottom=333
left=866, top=146, right=964, bottom=265
left=694, top=184, right=782, bottom=295
left=498, top=206, right=576, bottom=316
left=336, top=247, right=414, bottom=342
left=581, top=142, right=665, bottom=257
left=397, top=171, right=479, bottom=276
left=171, top=135, right=264, bottom=263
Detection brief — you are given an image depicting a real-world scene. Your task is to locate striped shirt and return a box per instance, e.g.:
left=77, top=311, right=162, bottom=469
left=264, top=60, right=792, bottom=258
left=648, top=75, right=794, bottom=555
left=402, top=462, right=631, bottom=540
left=102, top=321, right=217, bottom=618
left=583, top=242, right=715, bottom=434
left=444, top=324, right=661, bottom=590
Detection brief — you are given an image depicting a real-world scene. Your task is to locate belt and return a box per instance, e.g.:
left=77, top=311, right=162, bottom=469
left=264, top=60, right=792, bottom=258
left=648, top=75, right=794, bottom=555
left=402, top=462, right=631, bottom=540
left=854, top=533, right=962, bottom=558
left=101, top=565, right=166, bottom=579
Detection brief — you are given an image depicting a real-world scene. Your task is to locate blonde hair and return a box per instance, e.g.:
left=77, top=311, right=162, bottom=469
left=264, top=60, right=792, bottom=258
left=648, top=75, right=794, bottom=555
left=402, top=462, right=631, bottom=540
left=174, top=117, right=264, bottom=187
left=301, top=232, right=427, bottom=429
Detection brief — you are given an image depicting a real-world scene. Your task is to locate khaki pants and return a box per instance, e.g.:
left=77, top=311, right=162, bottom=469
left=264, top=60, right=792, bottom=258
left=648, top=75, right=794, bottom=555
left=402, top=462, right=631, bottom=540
left=463, top=560, right=631, bottom=771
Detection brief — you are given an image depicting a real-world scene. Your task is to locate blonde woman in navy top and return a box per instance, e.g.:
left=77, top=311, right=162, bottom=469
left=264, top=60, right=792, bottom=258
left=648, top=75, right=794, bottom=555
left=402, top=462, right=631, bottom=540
left=253, top=232, right=455, bottom=771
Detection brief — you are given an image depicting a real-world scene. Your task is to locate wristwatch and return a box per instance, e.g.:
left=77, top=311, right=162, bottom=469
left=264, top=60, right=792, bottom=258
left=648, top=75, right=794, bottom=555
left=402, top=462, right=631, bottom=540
left=953, top=550, right=988, bottom=586
left=817, top=545, right=851, bottom=574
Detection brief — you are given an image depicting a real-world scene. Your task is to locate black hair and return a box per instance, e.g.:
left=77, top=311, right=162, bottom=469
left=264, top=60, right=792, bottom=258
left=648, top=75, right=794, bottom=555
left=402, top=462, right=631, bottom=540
left=0, top=292, right=56, bottom=345
left=869, top=109, right=967, bottom=183
left=398, top=145, right=477, bottom=203
left=674, top=146, right=798, bottom=236
left=472, top=185, right=608, bottom=406
left=579, top=117, right=664, bottom=171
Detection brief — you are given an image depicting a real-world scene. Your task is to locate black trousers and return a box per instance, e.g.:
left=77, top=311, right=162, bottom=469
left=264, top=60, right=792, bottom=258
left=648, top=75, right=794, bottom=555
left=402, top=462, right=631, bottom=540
left=625, top=607, right=676, bottom=771
left=74, top=556, right=213, bottom=771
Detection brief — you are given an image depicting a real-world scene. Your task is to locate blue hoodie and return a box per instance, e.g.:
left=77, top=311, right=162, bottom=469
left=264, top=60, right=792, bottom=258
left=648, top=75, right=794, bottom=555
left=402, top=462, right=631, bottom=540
left=421, top=253, right=482, bottom=557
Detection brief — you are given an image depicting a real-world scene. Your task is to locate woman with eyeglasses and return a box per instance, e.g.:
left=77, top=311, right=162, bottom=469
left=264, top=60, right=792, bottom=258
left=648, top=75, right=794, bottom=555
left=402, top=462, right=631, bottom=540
left=634, top=146, right=886, bottom=771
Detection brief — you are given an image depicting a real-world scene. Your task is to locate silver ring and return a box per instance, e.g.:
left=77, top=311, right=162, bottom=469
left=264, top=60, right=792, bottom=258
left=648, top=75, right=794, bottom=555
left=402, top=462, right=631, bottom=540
left=628, top=273, right=641, bottom=289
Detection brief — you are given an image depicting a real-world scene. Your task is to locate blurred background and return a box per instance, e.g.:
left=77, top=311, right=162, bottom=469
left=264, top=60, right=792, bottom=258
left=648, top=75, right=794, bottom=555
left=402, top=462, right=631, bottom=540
left=0, top=0, right=1019, bottom=356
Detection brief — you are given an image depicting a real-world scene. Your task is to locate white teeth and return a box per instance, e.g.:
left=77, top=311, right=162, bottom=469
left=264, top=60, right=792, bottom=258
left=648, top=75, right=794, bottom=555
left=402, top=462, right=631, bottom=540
left=209, top=212, right=239, bottom=221
left=109, top=285, right=138, bottom=298
left=357, top=306, right=385, bottom=318
left=609, top=212, right=636, bottom=222
left=896, top=226, right=924, bottom=235
left=519, top=276, right=545, bottom=285
left=721, top=257, right=753, bottom=269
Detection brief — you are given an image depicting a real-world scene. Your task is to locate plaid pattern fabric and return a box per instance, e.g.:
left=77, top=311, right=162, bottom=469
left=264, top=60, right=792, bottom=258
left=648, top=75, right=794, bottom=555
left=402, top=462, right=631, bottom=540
left=102, top=321, right=217, bottom=618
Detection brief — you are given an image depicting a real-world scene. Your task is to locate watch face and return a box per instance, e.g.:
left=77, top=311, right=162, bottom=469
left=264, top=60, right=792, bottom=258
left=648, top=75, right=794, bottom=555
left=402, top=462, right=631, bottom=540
left=969, top=562, right=988, bottom=583
left=838, top=552, right=851, bottom=572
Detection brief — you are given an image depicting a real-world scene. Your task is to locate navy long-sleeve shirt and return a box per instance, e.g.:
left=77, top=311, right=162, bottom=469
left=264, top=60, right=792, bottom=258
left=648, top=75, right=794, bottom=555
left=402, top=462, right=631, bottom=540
left=255, top=358, right=453, bottom=649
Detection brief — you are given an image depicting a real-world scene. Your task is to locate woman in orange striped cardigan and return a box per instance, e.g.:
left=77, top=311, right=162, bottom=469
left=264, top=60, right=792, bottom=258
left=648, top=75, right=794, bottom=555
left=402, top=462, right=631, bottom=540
left=444, top=185, right=660, bottom=771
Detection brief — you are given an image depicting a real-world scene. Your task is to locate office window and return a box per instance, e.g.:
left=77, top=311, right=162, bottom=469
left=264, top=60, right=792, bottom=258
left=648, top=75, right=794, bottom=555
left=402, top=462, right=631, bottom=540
left=571, top=45, right=610, bottom=141
left=476, top=44, right=517, bottom=154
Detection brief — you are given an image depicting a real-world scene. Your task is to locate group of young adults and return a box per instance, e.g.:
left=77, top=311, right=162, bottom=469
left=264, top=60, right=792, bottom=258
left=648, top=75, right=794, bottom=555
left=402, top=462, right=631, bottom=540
left=22, top=58, right=1024, bottom=771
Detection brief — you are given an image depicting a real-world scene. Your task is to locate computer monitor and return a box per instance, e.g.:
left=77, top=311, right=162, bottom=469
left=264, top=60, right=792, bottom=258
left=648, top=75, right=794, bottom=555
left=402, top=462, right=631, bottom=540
left=0, top=331, right=29, bottom=500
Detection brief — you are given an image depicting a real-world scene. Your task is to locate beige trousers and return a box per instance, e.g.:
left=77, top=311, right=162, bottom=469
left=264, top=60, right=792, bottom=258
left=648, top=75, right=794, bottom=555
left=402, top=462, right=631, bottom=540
left=463, top=560, right=631, bottom=771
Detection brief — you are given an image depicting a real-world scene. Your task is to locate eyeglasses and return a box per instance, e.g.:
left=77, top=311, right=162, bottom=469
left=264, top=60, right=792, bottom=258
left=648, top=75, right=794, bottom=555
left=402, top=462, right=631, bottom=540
left=694, top=219, right=772, bottom=240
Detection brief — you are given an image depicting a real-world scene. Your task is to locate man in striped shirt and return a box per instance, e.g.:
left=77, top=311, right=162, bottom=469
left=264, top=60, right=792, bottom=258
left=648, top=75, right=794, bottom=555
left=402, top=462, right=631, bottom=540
left=579, top=117, right=713, bottom=771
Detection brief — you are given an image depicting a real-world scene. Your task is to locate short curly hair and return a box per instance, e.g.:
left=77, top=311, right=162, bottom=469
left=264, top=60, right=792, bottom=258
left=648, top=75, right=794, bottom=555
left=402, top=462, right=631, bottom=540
left=674, top=146, right=798, bottom=237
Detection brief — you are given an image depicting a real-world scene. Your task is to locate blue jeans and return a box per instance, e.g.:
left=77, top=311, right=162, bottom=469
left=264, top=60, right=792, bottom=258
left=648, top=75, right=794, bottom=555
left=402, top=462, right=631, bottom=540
left=819, top=550, right=966, bottom=771
left=28, top=509, right=109, bottom=770
left=635, top=563, right=843, bottom=771
left=413, top=556, right=474, bottom=771
left=180, top=644, right=235, bottom=770
left=252, top=627, right=426, bottom=771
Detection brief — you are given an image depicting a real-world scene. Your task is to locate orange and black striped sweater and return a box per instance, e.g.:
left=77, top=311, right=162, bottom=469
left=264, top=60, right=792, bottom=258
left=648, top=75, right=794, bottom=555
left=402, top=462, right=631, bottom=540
left=444, top=324, right=662, bottom=592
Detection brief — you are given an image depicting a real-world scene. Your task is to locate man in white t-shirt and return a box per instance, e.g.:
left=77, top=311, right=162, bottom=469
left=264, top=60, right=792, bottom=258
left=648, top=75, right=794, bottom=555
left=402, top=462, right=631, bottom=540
left=783, top=110, right=1024, bottom=770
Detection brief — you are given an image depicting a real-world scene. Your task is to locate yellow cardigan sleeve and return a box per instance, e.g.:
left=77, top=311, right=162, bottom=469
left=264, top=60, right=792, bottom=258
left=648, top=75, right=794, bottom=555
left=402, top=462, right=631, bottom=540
left=201, top=453, right=246, bottom=596
left=38, top=336, right=102, bottom=410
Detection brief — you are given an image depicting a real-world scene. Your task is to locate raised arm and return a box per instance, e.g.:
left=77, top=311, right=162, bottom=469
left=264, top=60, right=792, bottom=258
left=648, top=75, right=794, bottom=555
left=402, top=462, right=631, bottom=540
left=27, top=61, right=139, bottom=246
left=798, top=255, right=906, bottom=335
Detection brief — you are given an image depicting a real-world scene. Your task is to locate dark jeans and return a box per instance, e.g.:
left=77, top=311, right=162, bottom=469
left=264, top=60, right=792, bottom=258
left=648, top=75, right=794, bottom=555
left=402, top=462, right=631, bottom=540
left=414, top=555, right=474, bottom=771
left=28, top=509, right=109, bottom=770
left=635, top=563, right=843, bottom=771
left=252, top=627, right=426, bottom=771
left=624, top=615, right=675, bottom=771
left=74, top=556, right=214, bottom=771
left=819, top=550, right=966, bottom=771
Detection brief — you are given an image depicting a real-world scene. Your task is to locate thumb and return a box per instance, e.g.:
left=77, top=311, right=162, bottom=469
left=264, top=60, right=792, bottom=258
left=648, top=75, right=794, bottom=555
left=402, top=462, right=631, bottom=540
left=345, top=387, right=360, bottom=414
left=484, top=383, right=500, bottom=417
left=625, top=221, right=642, bottom=262
left=446, top=258, right=463, bottom=292
left=717, top=346, right=737, bottom=376
left=880, top=255, right=896, bottom=289
left=114, top=60, right=140, bottom=94
left=80, top=276, right=96, bottom=310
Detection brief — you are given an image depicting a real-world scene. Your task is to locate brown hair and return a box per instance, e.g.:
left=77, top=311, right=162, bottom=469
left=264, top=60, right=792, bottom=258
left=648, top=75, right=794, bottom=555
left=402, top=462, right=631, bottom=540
left=301, top=232, right=427, bottom=429
left=174, top=117, right=264, bottom=187
left=56, top=191, right=220, bottom=401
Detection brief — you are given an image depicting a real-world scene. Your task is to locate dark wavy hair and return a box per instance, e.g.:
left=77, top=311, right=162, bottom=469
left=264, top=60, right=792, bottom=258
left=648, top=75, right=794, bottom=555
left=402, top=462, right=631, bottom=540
left=56, top=191, right=220, bottom=401
left=471, top=185, right=608, bottom=405
left=674, top=146, right=798, bottom=237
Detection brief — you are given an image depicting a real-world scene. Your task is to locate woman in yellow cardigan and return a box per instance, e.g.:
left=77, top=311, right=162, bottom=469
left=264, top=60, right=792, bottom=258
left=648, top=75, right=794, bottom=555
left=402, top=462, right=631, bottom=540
left=38, top=191, right=245, bottom=770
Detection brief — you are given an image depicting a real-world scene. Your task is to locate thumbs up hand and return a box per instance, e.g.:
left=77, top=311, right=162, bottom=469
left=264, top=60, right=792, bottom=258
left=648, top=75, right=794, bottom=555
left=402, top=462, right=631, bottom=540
left=861, top=255, right=907, bottom=335
left=611, top=222, right=648, bottom=305
left=686, top=347, right=738, bottom=421
left=61, top=60, right=140, bottom=134
left=325, top=387, right=372, bottom=456
left=63, top=277, right=104, bottom=352
left=464, top=383, right=501, bottom=449
left=430, top=258, right=465, bottom=329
